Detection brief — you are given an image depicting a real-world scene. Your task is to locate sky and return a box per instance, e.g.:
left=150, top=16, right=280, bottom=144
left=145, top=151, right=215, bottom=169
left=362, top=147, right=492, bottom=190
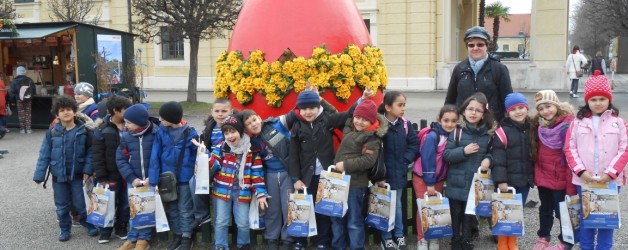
left=486, top=0, right=580, bottom=15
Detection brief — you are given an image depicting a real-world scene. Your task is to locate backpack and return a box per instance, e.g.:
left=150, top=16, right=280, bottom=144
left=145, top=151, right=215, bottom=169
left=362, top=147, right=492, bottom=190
left=18, top=78, right=34, bottom=101
left=412, top=127, right=435, bottom=176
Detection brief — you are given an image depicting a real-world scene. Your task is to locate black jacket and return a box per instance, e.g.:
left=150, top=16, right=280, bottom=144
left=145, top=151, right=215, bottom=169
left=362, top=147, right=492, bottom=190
left=92, top=115, right=122, bottom=181
left=491, top=118, right=534, bottom=188
left=444, top=56, right=513, bottom=122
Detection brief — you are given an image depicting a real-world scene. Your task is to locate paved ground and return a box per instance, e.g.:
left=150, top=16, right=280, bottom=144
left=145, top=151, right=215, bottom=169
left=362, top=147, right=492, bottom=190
left=2, top=74, right=628, bottom=249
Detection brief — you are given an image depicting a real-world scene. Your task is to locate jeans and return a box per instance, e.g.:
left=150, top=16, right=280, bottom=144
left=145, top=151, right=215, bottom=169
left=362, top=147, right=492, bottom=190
left=264, top=171, right=293, bottom=242
left=331, top=187, right=367, bottom=250
left=381, top=188, right=404, bottom=239
left=165, top=183, right=193, bottom=237
left=296, top=175, right=332, bottom=247
left=213, top=186, right=250, bottom=249
left=189, top=176, right=211, bottom=220
left=577, top=185, right=616, bottom=250
left=127, top=219, right=152, bottom=241
left=99, top=179, right=130, bottom=235
left=53, top=178, right=88, bottom=232
left=537, top=187, right=568, bottom=244
left=571, top=79, right=580, bottom=94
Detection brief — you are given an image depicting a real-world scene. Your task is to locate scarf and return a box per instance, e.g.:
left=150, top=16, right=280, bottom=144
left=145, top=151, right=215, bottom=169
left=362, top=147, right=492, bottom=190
left=469, top=54, right=488, bottom=75
left=77, top=98, right=95, bottom=113
left=227, top=133, right=251, bottom=187
left=537, top=118, right=570, bottom=150
left=130, top=122, right=152, bottom=137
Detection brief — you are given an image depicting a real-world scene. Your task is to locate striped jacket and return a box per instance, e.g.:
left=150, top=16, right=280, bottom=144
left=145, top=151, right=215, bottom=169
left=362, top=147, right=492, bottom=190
left=209, top=141, right=268, bottom=202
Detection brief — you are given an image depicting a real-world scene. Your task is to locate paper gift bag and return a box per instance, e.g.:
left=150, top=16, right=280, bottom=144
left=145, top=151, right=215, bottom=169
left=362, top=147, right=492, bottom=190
left=581, top=182, right=620, bottom=229
left=491, top=187, right=524, bottom=236
left=194, top=145, right=210, bottom=194
left=155, top=191, right=170, bottom=232
left=314, top=166, right=351, bottom=217
left=560, top=195, right=581, bottom=244
left=287, top=188, right=318, bottom=237
left=86, top=184, right=116, bottom=228
left=417, top=191, right=453, bottom=239
left=249, top=195, right=266, bottom=230
left=465, top=168, right=494, bottom=217
left=128, top=186, right=156, bottom=229
left=82, top=177, right=96, bottom=215
left=365, top=183, right=396, bottom=232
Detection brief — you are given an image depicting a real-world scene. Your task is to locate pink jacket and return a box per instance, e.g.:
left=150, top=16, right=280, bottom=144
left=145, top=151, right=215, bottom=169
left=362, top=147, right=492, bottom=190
left=565, top=110, right=628, bottom=186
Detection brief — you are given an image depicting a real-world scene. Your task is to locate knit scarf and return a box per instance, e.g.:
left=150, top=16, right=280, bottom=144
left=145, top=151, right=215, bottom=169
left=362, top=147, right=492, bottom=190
left=130, top=122, right=151, bottom=137
left=537, top=118, right=570, bottom=150
left=77, top=98, right=95, bottom=113
left=227, top=133, right=251, bottom=187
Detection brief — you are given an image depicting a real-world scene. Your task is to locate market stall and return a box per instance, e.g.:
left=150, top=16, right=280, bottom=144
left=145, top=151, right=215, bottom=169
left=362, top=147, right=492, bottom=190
left=1, top=21, right=135, bottom=128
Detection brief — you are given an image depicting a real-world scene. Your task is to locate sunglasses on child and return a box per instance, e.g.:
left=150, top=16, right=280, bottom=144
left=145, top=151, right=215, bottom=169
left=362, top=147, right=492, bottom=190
left=467, top=43, right=486, bottom=48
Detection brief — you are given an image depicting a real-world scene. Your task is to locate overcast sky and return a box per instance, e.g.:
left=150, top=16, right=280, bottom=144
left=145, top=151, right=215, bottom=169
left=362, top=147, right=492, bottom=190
left=485, top=0, right=580, bottom=15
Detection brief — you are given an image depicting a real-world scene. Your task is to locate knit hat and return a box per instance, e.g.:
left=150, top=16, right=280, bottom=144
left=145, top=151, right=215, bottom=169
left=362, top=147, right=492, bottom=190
left=504, top=92, right=528, bottom=113
left=74, top=82, right=94, bottom=97
left=221, top=114, right=245, bottom=137
left=16, top=66, right=26, bottom=76
left=584, top=70, right=612, bottom=103
left=124, top=104, right=149, bottom=126
left=159, top=101, right=183, bottom=124
left=534, top=90, right=560, bottom=109
left=296, top=90, right=320, bottom=109
left=354, top=99, right=378, bottom=124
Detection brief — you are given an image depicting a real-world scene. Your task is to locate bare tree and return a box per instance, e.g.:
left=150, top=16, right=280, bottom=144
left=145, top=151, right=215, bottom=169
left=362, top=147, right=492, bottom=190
left=0, top=0, right=15, bottom=20
left=47, top=0, right=102, bottom=25
left=132, top=0, right=242, bottom=103
left=569, top=0, right=621, bottom=57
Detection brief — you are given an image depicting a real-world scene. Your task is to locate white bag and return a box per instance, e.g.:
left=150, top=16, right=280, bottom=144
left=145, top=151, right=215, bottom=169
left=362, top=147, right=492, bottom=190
left=560, top=195, right=580, bottom=244
left=287, top=188, right=317, bottom=237
left=417, top=192, right=453, bottom=239
left=465, top=168, right=494, bottom=216
left=365, top=183, right=396, bottom=232
left=128, top=186, right=156, bottom=229
left=249, top=195, right=265, bottom=230
left=314, top=166, right=351, bottom=217
left=194, top=145, right=210, bottom=194
left=85, top=184, right=116, bottom=228
left=155, top=191, right=170, bottom=232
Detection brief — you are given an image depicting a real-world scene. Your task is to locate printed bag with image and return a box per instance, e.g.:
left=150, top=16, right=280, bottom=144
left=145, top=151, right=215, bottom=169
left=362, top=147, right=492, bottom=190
left=559, top=195, right=581, bottom=244
left=580, top=182, right=620, bottom=229
left=491, top=187, right=524, bottom=236
left=287, top=189, right=317, bottom=237
left=365, top=184, right=396, bottom=232
left=417, top=191, right=453, bottom=239
left=465, top=168, right=494, bottom=217
left=314, top=166, right=351, bottom=217
left=128, top=186, right=156, bottom=229
left=86, top=184, right=116, bottom=228
left=249, top=194, right=266, bottom=230
left=82, top=177, right=96, bottom=214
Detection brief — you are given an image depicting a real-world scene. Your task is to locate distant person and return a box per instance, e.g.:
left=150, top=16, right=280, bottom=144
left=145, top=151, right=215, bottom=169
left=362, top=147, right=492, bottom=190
left=445, top=26, right=513, bottom=122
left=564, top=45, right=588, bottom=98
left=0, top=77, right=8, bottom=139
left=73, top=82, right=100, bottom=122
left=589, top=51, right=606, bottom=75
left=9, top=66, right=36, bottom=134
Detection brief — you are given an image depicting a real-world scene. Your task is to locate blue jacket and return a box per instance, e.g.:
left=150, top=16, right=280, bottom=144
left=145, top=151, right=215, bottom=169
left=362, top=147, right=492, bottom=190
left=116, top=121, right=158, bottom=184
left=34, top=119, right=93, bottom=183
left=82, top=102, right=100, bottom=122
left=381, top=116, right=420, bottom=189
left=148, top=124, right=199, bottom=186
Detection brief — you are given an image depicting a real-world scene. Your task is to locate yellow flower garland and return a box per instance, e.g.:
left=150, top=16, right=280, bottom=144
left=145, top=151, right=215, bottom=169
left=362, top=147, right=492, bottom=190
left=214, top=44, right=388, bottom=107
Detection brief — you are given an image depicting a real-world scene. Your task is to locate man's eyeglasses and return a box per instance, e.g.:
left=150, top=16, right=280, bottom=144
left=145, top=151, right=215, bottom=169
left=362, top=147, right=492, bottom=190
left=465, top=108, right=484, bottom=114
left=467, top=43, right=486, bottom=48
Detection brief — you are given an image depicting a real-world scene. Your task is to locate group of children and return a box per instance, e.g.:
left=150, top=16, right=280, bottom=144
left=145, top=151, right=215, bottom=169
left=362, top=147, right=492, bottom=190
left=33, top=71, right=626, bottom=250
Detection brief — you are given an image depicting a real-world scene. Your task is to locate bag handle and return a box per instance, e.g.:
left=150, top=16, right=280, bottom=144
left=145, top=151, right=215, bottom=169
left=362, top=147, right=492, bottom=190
left=496, top=186, right=516, bottom=194
left=293, top=186, right=308, bottom=196
left=327, top=165, right=345, bottom=175
left=423, top=191, right=443, bottom=200
left=477, top=166, right=491, bottom=175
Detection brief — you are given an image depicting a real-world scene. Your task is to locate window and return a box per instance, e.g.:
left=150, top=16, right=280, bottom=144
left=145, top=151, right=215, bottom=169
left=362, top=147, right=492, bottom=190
left=518, top=44, right=525, bottom=53
left=363, top=19, right=371, bottom=33
left=503, top=44, right=509, bottom=52
left=160, top=27, right=184, bottom=60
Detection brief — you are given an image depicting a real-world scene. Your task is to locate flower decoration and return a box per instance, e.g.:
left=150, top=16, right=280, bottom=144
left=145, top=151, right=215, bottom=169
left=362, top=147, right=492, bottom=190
left=214, top=44, right=387, bottom=107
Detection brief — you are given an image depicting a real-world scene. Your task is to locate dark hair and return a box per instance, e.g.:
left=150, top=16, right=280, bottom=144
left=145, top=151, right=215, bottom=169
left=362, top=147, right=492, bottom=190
left=576, top=102, right=619, bottom=120
left=438, top=104, right=459, bottom=120
left=240, top=109, right=257, bottom=123
left=377, top=90, right=406, bottom=114
left=459, top=92, right=495, bottom=128
left=51, top=95, right=78, bottom=115
left=106, top=94, right=132, bottom=115
left=572, top=45, right=580, bottom=51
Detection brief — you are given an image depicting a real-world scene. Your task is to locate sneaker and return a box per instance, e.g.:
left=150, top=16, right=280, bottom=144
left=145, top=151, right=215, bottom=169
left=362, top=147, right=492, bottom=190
left=81, top=221, right=99, bottom=236
left=71, top=213, right=81, bottom=227
left=416, top=239, right=428, bottom=250
left=192, top=214, right=212, bottom=228
left=381, top=239, right=396, bottom=250
left=19, top=129, right=26, bottom=134
left=98, top=234, right=111, bottom=244
left=316, top=245, right=328, bottom=250
left=116, top=241, right=136, bottom=250
left=395, top=237, right=408, bottom=250
left=25, top=128, right=32, bottom=134
left=179, top=236, right=193, bottom=250
left=570, top=90, right=573, bottom=95
left=135, top=239, right=150, bottom=250
left=533, top=237, right=550, bottom=250
left=573, top=94, right=579, bottom=98
left=115, top=227, right=128, bottom=240
left=428, top=239, right=439, bottom=250
left=167, top=234, right=182, bottom=250
left=59, top=231, right=71, bottom=242
left=0, top=129, right=6, bottom=139
left=293, top=242, right=305, bottom=250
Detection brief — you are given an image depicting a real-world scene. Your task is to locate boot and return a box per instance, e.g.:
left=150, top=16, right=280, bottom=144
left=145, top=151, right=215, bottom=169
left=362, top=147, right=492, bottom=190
left=497, top=236, right=509, bottom=250
left=507, top=236, right=519, bottom=250
left=135, top=239, right=150, bottom=250
left=115, top=241, right=135, bottom=250
left=166, top=234, right=182, bottom=250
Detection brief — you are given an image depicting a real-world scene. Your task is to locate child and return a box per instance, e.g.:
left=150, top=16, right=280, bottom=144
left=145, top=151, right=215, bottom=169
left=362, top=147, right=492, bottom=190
left=190, top=97, right=234, bottom=228
left=208, top=114, right=269, bottom=250
left=413, top=104, right=458, bottom=250
left=491, top=93, right=535, bottom=250
left=289, top=89, right=368, bottom=250
left=330, top=99, right=387, bottom=249
left=531, top=90, right=577, bottom=250
left=92, top=94, right=132, bottom=244
left=565, top=71, right=628, bottom=250
left=443, top=92, right=494, bottom=250
left=148, top=101, right=199, bottom=250
left=32, top=95, right=98, bottom=241
left=377, top=90, right=420, bottom=250
left=73, top=82, right=100, bottom=122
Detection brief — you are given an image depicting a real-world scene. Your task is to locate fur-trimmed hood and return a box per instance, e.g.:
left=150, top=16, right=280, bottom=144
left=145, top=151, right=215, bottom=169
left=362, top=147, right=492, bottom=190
left=342, top=113, right=389, bottom=138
